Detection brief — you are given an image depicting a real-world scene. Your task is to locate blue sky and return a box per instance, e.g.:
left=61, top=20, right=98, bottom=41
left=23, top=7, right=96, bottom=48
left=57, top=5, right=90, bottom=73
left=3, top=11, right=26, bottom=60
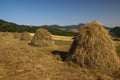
left=0, top=0, right=120, bottom=27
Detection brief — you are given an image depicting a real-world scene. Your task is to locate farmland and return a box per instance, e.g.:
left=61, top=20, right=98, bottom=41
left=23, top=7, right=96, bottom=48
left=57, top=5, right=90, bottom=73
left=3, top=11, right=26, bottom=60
left=0, top=32, right=120, bottom=80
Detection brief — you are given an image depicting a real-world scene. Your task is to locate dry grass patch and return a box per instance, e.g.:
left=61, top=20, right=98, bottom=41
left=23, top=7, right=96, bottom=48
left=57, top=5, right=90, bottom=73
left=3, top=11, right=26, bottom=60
left=51, top=35, right=73, bottom=41
left=114, top=41, right=120, bottom=57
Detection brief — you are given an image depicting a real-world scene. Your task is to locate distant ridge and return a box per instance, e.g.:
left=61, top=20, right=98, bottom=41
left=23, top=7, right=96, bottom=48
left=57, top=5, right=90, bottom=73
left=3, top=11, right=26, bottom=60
left=0, top=19, right=120, bottom=37
left=0, top=19, right=111, bottom=30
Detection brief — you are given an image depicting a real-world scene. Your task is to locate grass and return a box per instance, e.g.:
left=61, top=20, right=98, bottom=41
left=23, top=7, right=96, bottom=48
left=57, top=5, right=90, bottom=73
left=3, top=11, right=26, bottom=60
left=0, top=32, right=119, bottom=80
left=116, top=47, right=120, bottom=57
left=30, top=33, right=73, bottom=41
left=114, top=41, right=120, bottom=57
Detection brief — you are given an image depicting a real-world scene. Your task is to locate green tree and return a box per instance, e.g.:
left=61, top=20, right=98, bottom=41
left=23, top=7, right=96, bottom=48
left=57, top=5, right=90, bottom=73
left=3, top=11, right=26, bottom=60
left=110, top=27, right=120, bottom=38
left=1, top=23, right=14, bottom=32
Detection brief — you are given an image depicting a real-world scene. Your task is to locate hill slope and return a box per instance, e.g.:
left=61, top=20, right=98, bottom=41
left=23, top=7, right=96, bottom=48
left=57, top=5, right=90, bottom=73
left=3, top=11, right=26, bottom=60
left=1, top=19, right=120, bottom=37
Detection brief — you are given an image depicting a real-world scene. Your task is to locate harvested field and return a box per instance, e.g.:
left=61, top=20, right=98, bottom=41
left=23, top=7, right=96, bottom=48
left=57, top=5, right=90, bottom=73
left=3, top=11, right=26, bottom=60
left=0, top=32, right=120, bottom=80
left=30, top=33, right=73, bottom=41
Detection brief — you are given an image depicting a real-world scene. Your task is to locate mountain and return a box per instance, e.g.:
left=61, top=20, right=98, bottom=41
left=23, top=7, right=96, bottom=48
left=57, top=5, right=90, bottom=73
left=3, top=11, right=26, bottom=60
left=0, top=19, right=77, bottom=36
left=0, top=19, right=120, bottom=37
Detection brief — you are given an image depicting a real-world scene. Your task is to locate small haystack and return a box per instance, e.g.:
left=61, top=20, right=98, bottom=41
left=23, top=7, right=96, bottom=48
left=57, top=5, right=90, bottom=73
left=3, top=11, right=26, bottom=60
left=2, top=32, right=11, bottom=36
left=1, top=32, right=13, bottom=39
left=30, top=28, right=55, bottom=47
left=14, top=32, right=21, bottom=39
left=20, top=32, right=31, bottom=41
left=67, top=22, right=120, bottom=73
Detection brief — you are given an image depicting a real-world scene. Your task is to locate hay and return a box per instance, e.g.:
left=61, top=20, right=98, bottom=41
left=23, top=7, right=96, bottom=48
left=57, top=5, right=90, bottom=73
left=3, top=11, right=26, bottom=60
left=30, top=28, right=55, bottom=47
left=20, top=32, right=31, bottom=41
left=0, top=32, right=13, bottom=40
left=67, top=22, right=120, bottom=73
left=13, top=32, right=21, bottom=39
left=2, top=32, right=11, bottom=36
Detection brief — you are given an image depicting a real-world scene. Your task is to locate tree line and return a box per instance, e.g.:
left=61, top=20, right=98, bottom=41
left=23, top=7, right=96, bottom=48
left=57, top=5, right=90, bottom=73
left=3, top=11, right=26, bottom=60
left=0, top=19, right=76, bottom=36
left=0, top=19, right=120, bottom=37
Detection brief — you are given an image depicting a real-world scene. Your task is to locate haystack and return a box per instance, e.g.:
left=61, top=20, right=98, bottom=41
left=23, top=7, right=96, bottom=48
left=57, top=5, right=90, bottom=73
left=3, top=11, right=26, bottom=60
left=1, top=32, right=13, bottom=39
left=20, top=32, right=31, bottom=41
left=14, top=32, right=21, bottom=39
left=67, top=22, right=120, bottom=73
left=30, top=28, right=55, bottom=47
left=2, top=32, right=11, bottom=36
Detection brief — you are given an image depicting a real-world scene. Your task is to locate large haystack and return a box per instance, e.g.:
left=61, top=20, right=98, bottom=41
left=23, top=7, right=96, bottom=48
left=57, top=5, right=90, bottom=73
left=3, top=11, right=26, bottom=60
left=67, top=22, right=120, bottom=73
left=30, top=28, right=55, bottom=47
left=20, top=32, right=31, bottom=41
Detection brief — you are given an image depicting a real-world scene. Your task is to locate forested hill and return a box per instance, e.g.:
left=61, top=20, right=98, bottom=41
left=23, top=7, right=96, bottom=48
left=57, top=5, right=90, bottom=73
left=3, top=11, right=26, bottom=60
left=0, top=19, right=120, bottom=37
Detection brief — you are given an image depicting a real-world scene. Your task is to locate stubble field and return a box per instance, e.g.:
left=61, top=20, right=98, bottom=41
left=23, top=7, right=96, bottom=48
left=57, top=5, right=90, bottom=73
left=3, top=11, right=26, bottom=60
left=0, top=32, right=120, bottom=80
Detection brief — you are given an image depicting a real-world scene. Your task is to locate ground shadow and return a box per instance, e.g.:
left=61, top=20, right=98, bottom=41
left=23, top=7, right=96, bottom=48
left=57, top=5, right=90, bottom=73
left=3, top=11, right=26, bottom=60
left=51, top=50, right=68, bottom=61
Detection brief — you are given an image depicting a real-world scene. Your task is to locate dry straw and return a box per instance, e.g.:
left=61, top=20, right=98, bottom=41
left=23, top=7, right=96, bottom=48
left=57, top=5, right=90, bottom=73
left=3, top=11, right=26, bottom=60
left=20, top=31, right=31, bottom=41
left=2, top=32, right=11, bottom=36
left=30, top=28, right=55, bottom=47
left=1, top=32, right=13, bottom=39
left=14, top=32, right=21, bottom=39
left=67, top=22, right=120, bottom=73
